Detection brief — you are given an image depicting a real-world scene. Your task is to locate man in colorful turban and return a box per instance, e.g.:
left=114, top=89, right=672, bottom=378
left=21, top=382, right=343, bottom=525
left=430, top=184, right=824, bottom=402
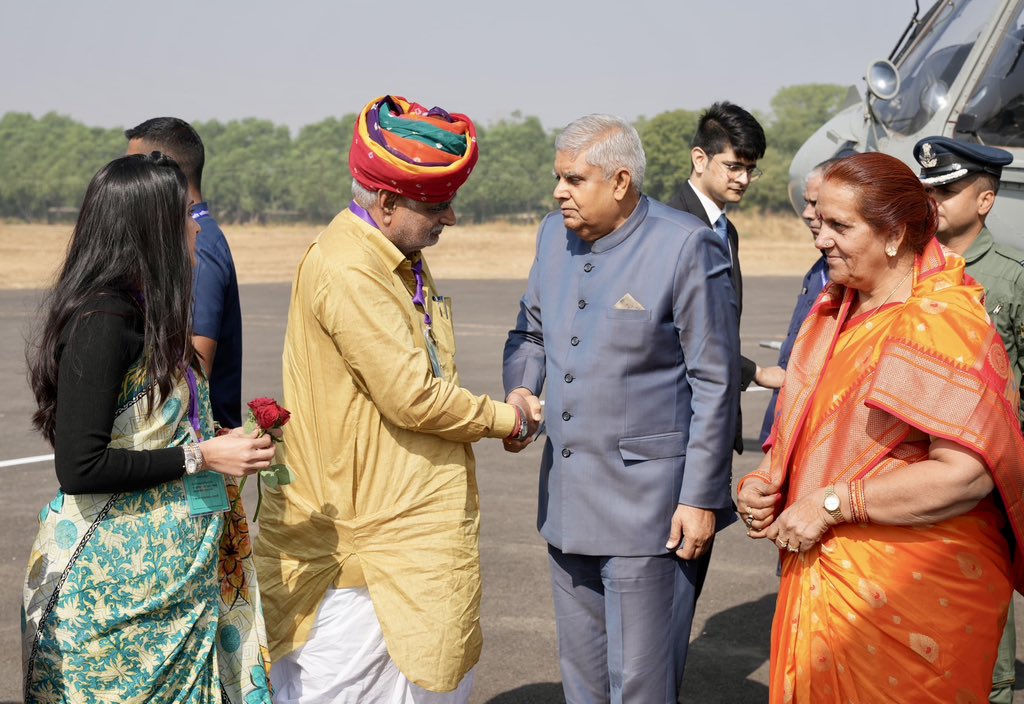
left=254, top=96, right=540, bottom=703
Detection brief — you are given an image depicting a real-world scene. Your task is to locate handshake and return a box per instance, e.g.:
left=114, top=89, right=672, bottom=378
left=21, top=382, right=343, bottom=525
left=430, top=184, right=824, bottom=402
left=503, top=387, right=544, bottom=453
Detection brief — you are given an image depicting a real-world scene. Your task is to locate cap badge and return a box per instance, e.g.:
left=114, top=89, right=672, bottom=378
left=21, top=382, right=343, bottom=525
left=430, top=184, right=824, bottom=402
left=920, top=142, right=937, bottom=168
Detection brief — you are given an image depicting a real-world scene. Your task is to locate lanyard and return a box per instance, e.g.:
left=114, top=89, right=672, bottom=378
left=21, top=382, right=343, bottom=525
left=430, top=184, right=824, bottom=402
left=184, top=367, right=203, bottom=440
left=349, top=200, right=378, bottom=228
left=411, top=259, right=432, bottom=329
left=349, top=201, right=431, bottom=329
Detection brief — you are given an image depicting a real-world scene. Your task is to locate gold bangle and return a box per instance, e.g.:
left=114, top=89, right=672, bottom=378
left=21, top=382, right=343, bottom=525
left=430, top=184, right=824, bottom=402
left=849, top=479, right=869, bottom=524
left=738, top=470, right=772, bottom=494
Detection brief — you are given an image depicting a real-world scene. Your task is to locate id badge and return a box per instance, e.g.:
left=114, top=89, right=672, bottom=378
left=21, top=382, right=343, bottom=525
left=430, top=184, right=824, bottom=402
left=184, top=471, right=231, bottom=516
left=183, top=428, right=230, bottom=517
left=424, top=329, right=444, bottom=379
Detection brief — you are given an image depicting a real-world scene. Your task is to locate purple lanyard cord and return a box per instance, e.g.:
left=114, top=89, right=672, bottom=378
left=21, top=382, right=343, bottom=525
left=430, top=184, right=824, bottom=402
left=185, top=367, right=203, bottom=438
left=350, top=201, right=431, bottom=329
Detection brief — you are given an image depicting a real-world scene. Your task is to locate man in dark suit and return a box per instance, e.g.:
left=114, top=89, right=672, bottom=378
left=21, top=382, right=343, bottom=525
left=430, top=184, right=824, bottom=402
left=668, top=102, right=770, bottom=452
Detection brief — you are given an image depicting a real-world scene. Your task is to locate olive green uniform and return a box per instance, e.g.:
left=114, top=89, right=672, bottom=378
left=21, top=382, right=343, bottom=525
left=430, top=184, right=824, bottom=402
left=963, top=227, right=1024, bottom=704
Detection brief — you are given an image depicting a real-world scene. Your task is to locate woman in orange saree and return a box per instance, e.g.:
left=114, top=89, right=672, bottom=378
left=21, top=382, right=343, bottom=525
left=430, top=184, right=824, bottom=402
left=738, top=153, right=1024, bottom=704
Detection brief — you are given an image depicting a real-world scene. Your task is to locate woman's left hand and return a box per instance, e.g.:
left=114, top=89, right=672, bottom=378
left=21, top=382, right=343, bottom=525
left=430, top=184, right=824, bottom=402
left=765, top=488, right=836, bottom=553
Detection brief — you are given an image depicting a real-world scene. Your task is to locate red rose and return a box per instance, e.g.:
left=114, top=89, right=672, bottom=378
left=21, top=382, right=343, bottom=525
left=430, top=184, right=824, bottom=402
left=247, top=397, right=291, bottom=431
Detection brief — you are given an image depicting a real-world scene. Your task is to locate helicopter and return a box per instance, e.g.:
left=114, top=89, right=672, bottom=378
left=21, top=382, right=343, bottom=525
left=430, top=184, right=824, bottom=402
left=790, top=0, right=1024, bottom=248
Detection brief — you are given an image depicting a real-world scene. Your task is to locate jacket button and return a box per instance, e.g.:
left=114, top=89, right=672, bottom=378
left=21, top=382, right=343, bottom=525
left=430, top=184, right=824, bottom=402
left=561, top=448, right=572, bottom=458
left=578, top=300, right=587, bottom=309
left=562, top=411, right=571, bottom=421
left=564, top=373, right=574, bottom=383
left=584, top=263, right=593, bottom=272
left=570, top=336, right=580, bottom=346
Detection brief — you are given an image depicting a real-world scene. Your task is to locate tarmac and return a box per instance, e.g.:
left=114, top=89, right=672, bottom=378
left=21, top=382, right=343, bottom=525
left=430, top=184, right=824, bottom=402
left=2, top=277, right=1022, bottom=703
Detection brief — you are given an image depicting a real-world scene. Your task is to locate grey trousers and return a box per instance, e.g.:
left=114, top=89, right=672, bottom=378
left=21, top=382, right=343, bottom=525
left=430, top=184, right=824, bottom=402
left=548, top=543, right=713, bottom=704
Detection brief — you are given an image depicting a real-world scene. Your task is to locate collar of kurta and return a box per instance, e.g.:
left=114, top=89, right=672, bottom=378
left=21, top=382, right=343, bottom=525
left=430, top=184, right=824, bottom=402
left=962, top=227, right=994, bottom=265
left=587, top=196, right=649, bottom=253
left=342, top=207, right=407, bottom=272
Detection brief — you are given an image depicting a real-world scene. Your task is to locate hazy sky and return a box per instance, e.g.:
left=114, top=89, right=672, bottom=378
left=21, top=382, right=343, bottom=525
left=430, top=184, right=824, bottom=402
left=0, top=1, right=925, bottom=131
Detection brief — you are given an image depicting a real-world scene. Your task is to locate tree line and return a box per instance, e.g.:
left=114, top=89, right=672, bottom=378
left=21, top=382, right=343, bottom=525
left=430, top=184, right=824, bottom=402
left=0, top=84, right=849, bottom=224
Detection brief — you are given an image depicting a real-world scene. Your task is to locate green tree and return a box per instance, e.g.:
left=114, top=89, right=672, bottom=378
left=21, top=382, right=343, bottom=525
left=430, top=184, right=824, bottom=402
left=768, top=83, right=850, bottom=153
left=742, top=84, right=848, bottom=212
left=0, top=112, right=122, bottom=221
left=0, top=84, right=851, bottom=222
left=635, top=109, right=700, bottom=204
left=457, top=114, right=555, bottom=222
left=288, top=115, right=356, bottom=222
left=198, top=119, right=294, bottom=223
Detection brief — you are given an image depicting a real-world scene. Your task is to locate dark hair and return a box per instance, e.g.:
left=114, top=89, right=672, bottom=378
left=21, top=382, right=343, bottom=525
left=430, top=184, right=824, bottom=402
left=125, top=117, right=205, bottom=193
left=822, top=152, right=938, bottom=254
left=27, top=153, right=197, bottom=444
left=691, top=101, right=766, bottom=162
left=972, top=172, right=1000, bottom=196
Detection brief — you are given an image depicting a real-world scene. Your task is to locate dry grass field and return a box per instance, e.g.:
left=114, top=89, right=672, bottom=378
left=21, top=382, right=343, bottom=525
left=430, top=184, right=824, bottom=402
left=0, top=211, right=819, bottom=289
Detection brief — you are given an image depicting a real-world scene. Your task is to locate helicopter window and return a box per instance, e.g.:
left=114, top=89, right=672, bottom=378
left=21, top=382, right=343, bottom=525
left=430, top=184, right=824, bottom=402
left=963, top=5, right=1024, bottom=147
left=873, top=0, right=1000, bottom=136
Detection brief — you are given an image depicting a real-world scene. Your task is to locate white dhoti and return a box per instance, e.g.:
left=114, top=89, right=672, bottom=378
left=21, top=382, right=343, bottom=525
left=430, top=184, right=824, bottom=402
left=270, top=587, right=476, bottom=704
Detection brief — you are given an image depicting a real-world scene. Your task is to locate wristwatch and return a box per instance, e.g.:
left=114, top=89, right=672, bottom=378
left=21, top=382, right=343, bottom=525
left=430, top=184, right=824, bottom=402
left=183, top=444, right=205, bottom=475
left=822, top=486, right=844, bottom=524
left=514, top=407, right=530, bottom=442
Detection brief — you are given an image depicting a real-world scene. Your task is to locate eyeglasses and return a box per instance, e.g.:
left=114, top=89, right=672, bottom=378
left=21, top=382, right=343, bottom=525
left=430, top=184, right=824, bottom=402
left=712, top=156, right=763, bottom=182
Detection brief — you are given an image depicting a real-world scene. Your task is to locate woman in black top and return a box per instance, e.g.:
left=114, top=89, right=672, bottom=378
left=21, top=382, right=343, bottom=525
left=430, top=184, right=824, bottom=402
left=22, top=153, right=276, bottom=703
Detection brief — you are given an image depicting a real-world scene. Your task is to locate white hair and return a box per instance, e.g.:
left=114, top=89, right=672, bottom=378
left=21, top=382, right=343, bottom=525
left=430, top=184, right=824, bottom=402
left=351, top=178, right=378, bottom=208
left=555, top=114, right=646, bottom=192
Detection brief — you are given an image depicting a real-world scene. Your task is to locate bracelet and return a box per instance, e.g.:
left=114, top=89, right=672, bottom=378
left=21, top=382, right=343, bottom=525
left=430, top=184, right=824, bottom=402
left=848, top=479, right=869, bottom=524
left=737, top=470, right=772, bottom=494
left=183, top=444, right=206, bottom=475
left=506, top=405, right=527, bottom=441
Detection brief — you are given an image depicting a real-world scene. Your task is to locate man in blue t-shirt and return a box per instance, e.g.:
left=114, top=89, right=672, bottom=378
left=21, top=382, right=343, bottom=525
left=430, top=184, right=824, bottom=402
left=126, top=117, right=243, bottom=428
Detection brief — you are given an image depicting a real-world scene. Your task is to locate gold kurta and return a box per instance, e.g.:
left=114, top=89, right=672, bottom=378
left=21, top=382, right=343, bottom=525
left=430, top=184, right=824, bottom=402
left=253, top=209, right=516, bottom=691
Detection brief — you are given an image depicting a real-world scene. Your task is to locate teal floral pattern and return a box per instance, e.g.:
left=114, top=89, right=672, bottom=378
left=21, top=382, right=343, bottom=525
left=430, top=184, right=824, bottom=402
left=23, top=361, right=272, bottom=703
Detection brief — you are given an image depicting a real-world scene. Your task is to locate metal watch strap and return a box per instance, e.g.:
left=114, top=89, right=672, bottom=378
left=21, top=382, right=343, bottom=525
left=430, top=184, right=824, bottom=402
left=823, top=486, right=844, bottom=523
left=514, top=406, right=530, bottom=441
left=184, top=444, right=205, bottom=475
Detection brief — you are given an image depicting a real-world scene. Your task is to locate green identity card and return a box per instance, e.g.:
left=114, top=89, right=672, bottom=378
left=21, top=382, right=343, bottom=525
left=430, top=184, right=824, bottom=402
left=183, top=472, right=231, bottom=516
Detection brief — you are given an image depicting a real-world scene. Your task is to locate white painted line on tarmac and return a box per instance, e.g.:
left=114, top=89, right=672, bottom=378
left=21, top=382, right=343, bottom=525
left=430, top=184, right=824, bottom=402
left=0, top=453, right=54, bottom=468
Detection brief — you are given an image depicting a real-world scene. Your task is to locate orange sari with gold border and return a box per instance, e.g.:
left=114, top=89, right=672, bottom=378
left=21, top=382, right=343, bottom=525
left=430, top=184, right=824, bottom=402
left=764, top=238, right=1024, bottom=704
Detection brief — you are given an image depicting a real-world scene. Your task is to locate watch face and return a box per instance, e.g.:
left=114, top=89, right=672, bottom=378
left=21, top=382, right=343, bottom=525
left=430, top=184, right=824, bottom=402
left=824, top=493, right=841, bottom=512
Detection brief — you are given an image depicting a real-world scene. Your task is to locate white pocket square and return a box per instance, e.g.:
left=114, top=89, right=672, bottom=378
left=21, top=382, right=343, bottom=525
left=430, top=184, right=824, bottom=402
left=613, top=293, right=645, bottom=311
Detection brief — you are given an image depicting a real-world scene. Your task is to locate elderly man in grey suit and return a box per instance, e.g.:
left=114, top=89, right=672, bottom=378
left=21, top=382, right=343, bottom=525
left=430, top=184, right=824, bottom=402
left=503, top=114, right=740, bottom=704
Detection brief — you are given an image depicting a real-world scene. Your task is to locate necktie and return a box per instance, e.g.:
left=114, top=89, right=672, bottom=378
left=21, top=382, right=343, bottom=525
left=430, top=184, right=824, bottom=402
left=713, top=214, right=729, bottom=246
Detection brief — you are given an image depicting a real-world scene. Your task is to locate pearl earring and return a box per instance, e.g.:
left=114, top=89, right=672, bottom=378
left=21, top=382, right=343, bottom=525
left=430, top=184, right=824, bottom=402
left=885, top=244, right=897, bottom=257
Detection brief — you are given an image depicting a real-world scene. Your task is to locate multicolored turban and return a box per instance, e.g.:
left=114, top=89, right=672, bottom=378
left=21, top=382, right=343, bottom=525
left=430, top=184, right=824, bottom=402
left=349, top=95, right=479, bottom=203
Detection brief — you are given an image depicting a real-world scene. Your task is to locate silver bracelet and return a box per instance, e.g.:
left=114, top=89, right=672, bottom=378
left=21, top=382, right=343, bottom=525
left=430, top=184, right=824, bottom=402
left=183, top=444, right=205, bottom=475
left=514, top=406, right=530, bottom=441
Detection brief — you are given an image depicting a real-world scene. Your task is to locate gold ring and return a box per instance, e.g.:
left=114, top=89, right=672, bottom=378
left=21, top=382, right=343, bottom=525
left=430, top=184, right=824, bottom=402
left=787, top=545, right=799, bottom=553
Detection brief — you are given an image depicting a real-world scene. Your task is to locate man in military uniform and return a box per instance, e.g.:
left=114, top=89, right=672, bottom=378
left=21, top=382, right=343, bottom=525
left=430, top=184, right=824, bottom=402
left=916, top=135, right=1022, bottom=704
